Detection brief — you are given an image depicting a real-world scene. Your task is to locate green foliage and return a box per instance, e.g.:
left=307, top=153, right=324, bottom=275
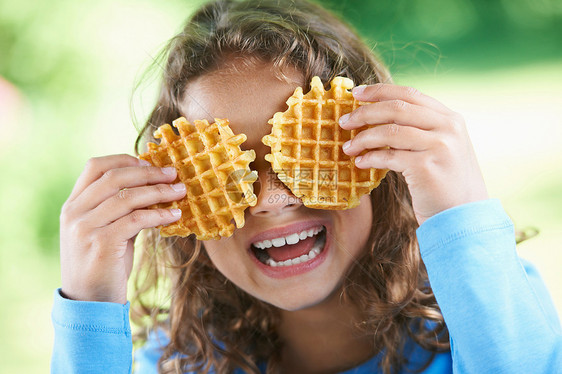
left=0, top=0, right=100, bottom=105
left=320, top=0, right=562, bottom=73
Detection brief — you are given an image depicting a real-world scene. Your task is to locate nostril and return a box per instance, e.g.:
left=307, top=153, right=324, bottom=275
left=285, top=197, right=303, bottom=209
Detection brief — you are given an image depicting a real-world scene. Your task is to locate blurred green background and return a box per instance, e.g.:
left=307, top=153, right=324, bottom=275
left=0, top=0, right=560, bottom=372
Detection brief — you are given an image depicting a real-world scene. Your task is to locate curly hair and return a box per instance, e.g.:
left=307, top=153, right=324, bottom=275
left=131, top=1, right=450, bottom=373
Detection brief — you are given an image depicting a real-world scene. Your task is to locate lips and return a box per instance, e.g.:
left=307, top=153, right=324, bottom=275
left=252, top=226, right=325, bottom=263
left=247, top=221, right=330, bottom=278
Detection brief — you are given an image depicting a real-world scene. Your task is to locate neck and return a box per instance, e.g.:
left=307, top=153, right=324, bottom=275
left=277, top=291, right=378, bottom=373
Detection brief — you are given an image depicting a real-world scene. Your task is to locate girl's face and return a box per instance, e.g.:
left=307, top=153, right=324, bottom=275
left=181, top=61, right=373, bottom=311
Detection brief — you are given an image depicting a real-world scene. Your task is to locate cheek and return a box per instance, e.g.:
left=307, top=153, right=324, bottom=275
left=338, top=195, right=373, bottom=256
left=202, top=241, right=250, bottom=283
left=203, top=241, right=270, bottom=303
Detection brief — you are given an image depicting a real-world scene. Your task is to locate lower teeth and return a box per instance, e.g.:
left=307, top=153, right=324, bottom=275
left=264, top=228, right=326, bottom=267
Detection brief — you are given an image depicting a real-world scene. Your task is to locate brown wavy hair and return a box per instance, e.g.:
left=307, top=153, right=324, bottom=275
left=131, top=0, right=450, bottom=373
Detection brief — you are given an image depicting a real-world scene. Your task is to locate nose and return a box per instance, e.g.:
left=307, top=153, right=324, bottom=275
left=249, top=168, right=302, bottom=217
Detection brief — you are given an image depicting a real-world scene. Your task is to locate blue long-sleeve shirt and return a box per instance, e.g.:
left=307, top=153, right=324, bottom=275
left=51, top=199, right=562, bottom=373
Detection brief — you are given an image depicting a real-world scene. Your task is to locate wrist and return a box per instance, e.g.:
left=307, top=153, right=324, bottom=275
left=60, top=285, right=127, bottom=304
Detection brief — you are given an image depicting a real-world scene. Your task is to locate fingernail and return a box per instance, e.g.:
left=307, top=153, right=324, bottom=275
left=355, top=155, right=363, bottom=164
left=352, top=85, right=366, bottom=96
left=170, top=209, right=182, bottom=217
left=339, top=113, right=350, bottom=126
left=139, top=159, right=151, bottom=166
left=171, top=182, right=186, bottom=192
left=342, top=140, right=351, bottom=152
left=161, top=167, right=176, bottom=175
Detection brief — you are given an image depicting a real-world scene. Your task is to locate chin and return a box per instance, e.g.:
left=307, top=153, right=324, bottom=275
left=252, top=277, right=344, bottom=312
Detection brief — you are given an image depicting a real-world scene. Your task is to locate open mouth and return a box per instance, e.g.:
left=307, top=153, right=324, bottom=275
left=250, top=225, right=327, bottom=267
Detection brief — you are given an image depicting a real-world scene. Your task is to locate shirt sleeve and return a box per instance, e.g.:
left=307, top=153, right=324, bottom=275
left=417, top=199, right=562, bottom=374
left=51, top=289, right=133, bottom=373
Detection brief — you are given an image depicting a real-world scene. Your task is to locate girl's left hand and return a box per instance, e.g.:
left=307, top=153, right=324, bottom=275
left=339, top=83, right=488, bottom=225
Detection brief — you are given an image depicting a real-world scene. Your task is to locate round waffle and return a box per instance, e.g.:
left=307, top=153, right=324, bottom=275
left=139, top=117, right=258, bottom=240
left=262, top=76, right=388, bottom=210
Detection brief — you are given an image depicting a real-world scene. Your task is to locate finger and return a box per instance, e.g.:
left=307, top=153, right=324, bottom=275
left=103, top=208, right=182, bottom=240
left=69, top=154, right=150, bottom=201
left=352, top=83, right=452, bottom=115
left=342, top=124, right=430, bottom=156
left=339, top=100, right=449, bottom=131
left=78, top=165, right=178, bottom=212
left=91, top=182, right=187, bottom=226
left=354, top=148, right=418, bottom=173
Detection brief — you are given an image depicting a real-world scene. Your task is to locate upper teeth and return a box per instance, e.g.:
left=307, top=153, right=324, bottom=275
left=253, top=226, right=323, bottom=249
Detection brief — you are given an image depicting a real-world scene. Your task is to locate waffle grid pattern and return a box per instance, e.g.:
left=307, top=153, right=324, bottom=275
left=139, top=117, right=257, bottom=239
left=263, top=76, right=388, bottom=209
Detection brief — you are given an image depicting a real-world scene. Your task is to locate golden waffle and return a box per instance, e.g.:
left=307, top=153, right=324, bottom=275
left=262, top=76, right=388, bottom=210
left=139, top=117, right=258, bottom=240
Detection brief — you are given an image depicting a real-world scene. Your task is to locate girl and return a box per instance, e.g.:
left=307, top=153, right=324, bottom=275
left=52, top=0, right=562, bottom=373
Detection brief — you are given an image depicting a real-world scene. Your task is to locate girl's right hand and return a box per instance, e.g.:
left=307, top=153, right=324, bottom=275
left=59, top=154, right=186, bottom=304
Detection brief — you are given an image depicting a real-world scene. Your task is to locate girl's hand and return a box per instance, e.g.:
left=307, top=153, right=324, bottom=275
left=340, top=84, right=488, bottom=225
left=59, top=154, right=186, bottom=304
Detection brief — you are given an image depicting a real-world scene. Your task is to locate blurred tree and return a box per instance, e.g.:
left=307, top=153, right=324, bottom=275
left=0, top=0, right=100, bottom=106
left=320, top=0, right=562, bottom=73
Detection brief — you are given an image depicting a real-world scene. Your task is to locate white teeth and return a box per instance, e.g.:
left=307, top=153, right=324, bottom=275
left=271, top=237, right=285, bottom=247
left=252, top=225, right=324, bottom=249
left=285, top=233, right=300, bottom=245
left=256, top=240, right=271, bottom=249
left=263, top=236, right=325, bottom=267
